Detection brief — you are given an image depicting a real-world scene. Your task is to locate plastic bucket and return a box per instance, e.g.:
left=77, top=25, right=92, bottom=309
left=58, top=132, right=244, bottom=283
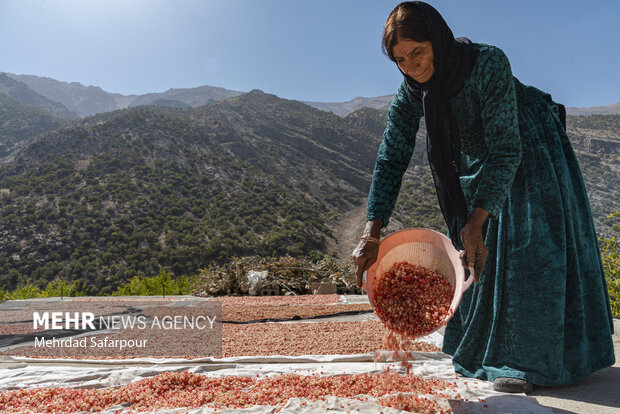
left=362, top=228, right=474, bottom=337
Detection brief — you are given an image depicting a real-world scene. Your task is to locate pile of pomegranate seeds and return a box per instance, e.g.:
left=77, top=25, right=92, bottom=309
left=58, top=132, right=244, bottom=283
left=374, top=261, right=453, bottom=341
left=214, top=294, right=343, bottom=306
left=0, top=323, right=36, bottom=335
left=0, top=371, right=456, bottom=413
left=68, top=297, right=180, bottom=301
left=222, top=321, right=440, bottom=357
left=222, top=303, right=372, bottom=322
left=1, top=320, right=439, bottom=360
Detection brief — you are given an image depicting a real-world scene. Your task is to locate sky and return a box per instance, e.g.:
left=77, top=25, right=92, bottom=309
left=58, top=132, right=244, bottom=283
left=1, top=0, right=619, bottom=108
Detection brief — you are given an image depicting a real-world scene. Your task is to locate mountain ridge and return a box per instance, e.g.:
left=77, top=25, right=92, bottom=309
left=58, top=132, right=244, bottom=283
left=4, top=72, right=245, bottom=117
left=303, top=95, right=393, bottom=116
left=566, top=102, right=620, bottom=116
left=0, top=73, right=77, bottom=119
left=4, top=72, right=620, bottom=117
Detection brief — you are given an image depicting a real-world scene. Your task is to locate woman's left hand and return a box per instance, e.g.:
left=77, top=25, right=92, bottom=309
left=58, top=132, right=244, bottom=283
left=459, top=207, right=490, bottom=282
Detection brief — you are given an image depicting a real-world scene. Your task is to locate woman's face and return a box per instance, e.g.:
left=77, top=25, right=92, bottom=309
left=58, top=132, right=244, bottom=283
left=392, top=38, right=434, bottom=83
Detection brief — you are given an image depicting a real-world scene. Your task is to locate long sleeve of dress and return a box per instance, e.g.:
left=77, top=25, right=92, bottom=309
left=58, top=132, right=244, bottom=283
left=366, top=82, right=423, bottom=226
left=471, top=47, right=522, bottom=219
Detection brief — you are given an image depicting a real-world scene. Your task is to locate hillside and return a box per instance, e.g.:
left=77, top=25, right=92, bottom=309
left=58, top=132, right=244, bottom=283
left=0, top=93, right=68, bottom=160
left=128, top=85, right=244, bottom=108
left=0, top=74, right=76, bottom=119
left=565, top=115, right=620, bottom=236
left=0, top=88, right=617, bottom=295
left=5, top=73, right=117, bottom=117
left=0, top=91, right=380, bottom=294
left=305, top=95, right=393, bottom=117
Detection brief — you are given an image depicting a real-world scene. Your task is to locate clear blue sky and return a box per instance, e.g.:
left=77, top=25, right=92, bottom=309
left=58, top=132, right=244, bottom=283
left=1, top=0, right=618, bottom=107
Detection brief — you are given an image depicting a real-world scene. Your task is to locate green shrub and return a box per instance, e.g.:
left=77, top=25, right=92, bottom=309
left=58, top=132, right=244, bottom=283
left=0, top=272, right=194, bottom=300
left=601, top=211, right=620, bottom=319
left=607, top=277, right=620, bottom=319
left=9, top=283, right=43, bottom=300
left=112, top=270, right=195, bottom=296
left=42, top=279, right=85, bottom=298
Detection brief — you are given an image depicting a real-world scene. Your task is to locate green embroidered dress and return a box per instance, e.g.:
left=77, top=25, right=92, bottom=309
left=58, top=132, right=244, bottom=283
left=366, top=43, right=615, bottom=386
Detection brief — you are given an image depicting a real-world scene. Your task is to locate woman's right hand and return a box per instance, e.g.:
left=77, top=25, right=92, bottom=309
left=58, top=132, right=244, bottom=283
left=352, top=220, right=383, bottom=287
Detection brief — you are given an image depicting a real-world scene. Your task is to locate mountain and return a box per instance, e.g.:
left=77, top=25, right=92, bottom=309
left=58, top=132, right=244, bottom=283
left=7, top=71, right=620, bottom=118
left=565, top=115, right=620, bottom=237
left=0, top=93, right=68, bottom=160
left=147, top=99, right=190, bottom=108
left=0, top=73, right=76, bottom=119
left=0, top=91, right=381, bottom=294
left=6, top=73, right=122, bottom=116
left=127, top=85, right=243, bottom=108
left=567, top=102, right=620, bottom=116
left=304, top=95, right=393, bottom=116
left=4, top=73, right=245, bottom=116
left=3, top=71, right=396, bottom=118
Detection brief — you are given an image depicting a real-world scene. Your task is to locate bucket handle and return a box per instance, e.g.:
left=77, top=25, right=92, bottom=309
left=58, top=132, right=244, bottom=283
left=463, top=266, right=475, bottom=291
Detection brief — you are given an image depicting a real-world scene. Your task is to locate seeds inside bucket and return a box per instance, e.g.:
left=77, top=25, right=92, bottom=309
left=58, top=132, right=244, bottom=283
left=374, top=261, right=453, bottom=339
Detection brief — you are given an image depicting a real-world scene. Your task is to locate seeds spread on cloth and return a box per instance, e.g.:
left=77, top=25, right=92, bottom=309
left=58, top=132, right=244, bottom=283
left=0, top=371, right=456, bottom=413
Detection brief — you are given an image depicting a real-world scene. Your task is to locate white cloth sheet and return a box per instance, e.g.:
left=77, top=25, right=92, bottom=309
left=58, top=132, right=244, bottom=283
left=0, top=351, right=553, bottom=414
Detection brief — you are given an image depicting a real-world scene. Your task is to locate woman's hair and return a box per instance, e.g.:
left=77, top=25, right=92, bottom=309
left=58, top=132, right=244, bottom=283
left=382, top=2, right=429, bottom=62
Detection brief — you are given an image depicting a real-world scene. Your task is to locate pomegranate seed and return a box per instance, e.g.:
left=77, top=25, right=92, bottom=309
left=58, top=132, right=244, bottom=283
left=374, top=262, right=452, bottom=339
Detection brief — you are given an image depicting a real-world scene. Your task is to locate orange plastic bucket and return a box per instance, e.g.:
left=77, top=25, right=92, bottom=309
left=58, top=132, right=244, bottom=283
left=363, top=228, right=474, bottom=336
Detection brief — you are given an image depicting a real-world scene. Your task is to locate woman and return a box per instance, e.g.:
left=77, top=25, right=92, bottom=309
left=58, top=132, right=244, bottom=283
left=352, top=1, right=615, bottom=393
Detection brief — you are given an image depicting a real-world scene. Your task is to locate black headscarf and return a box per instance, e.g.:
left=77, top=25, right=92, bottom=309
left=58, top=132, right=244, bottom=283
left=397, top=2, right=478, bottom=248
